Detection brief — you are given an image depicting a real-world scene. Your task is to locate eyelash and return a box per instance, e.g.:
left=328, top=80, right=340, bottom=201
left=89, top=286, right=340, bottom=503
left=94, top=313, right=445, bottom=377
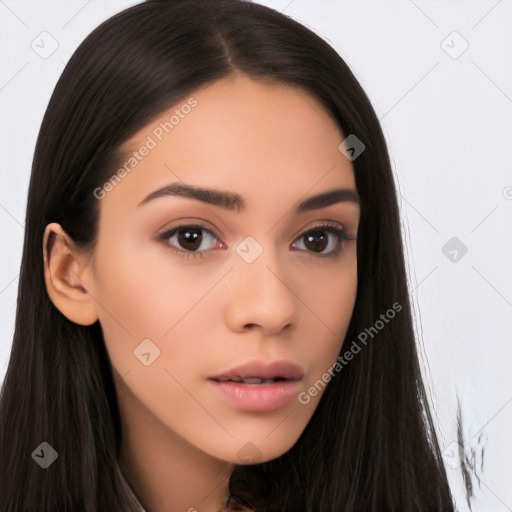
left=157, top=221, right=350, bottom=260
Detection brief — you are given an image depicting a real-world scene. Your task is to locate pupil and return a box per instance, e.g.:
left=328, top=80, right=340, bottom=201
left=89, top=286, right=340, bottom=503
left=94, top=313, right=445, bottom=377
left=305, top=229, right=327, bottom=252
left=178, top=227, right=202, bottom=251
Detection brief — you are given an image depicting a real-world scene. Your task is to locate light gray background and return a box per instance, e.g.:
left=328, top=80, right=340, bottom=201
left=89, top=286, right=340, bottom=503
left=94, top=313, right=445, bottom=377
left=1, top=1, right=511, bottom=510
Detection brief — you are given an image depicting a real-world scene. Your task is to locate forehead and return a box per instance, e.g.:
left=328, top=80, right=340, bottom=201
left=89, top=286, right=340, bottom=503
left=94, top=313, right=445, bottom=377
left=103, top=72, right=356, bottom=214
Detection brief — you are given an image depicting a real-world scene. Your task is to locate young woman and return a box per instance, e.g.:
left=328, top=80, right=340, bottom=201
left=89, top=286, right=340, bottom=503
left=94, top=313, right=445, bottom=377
left=0, top=0, right=455, bottom=510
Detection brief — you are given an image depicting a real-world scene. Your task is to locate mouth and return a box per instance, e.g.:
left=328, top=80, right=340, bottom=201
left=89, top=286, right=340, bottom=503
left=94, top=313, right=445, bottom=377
left=210, top=376, right=290, bottom=385
left=208, top=359, right=304, bottom=384
left=207, top=359, right=303, bottom=411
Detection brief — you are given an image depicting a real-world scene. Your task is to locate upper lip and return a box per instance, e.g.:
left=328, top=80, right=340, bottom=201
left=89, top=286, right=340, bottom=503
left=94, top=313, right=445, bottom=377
left=209, top=359, right=304, bottom=381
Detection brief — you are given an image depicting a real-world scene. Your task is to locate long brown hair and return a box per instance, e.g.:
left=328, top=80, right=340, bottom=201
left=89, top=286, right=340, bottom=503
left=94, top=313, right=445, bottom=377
left=0, top=1, right=455, bottom=510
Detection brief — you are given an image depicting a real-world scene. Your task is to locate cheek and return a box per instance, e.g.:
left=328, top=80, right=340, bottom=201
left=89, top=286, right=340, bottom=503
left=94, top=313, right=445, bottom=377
left=91, top=241, right=187, bottom=356
left=91, top=235, right=226, bottom=376
left=293, top=258, right=357, bottom=378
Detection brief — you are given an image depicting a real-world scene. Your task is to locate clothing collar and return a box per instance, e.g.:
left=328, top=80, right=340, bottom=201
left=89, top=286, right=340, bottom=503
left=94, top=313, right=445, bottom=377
left=118, top=467, right=256, bottom=511
left=119, top=468, right=147, bottom=512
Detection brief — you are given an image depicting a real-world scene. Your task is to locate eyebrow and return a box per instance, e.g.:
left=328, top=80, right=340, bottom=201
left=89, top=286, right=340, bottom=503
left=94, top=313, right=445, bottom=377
left=137, top=183, right=360, bottom=213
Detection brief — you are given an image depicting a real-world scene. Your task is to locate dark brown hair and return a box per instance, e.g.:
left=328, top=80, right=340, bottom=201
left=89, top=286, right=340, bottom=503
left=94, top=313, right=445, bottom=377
left=0, top=1, right=455, bottom=510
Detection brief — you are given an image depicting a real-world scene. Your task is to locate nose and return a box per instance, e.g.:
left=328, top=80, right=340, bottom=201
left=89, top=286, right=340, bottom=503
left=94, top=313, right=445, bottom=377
left=224, top=248, right=298, bottom=335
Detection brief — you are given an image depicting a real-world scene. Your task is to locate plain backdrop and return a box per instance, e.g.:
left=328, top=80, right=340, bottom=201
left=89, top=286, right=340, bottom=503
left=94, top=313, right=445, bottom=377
left=0, top=1, right=511, bottom=510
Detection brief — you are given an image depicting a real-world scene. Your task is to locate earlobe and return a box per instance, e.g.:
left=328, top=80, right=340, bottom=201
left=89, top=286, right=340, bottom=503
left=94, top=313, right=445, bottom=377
left=42, top=222, right=98, bottom=326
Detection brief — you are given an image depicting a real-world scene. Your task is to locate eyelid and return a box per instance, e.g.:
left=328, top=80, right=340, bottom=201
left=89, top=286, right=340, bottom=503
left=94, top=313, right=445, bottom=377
left=290, top=219, right=345, bottom=240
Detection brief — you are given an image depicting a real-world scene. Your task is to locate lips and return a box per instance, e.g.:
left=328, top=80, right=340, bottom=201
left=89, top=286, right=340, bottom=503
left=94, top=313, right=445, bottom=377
left=209, top=359, right=304, bottom=384
left=208, top=360, right=304, bottom=411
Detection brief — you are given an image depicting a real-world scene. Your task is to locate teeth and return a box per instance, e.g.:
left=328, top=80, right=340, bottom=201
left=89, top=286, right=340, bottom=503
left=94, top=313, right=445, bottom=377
left=242, top=377, right=268, bottom=384
left=216, top=376, right=279, bottom=384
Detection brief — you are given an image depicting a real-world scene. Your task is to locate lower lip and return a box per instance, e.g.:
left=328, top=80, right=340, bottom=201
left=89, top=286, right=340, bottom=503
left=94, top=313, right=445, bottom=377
left=208, top=379, right=300, bottom=412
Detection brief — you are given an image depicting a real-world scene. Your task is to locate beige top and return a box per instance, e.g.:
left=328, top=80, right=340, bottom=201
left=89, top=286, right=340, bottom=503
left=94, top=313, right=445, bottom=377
left=117, top=469, right=255, bottom=511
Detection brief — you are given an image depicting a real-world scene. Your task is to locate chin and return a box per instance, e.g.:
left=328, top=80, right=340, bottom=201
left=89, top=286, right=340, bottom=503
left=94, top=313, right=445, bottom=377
left=209, top=429, right=304, bottom=466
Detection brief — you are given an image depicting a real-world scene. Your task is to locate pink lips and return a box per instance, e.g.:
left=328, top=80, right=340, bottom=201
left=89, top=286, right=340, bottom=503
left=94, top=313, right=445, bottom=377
left=208, top=360, right=303, bottom=412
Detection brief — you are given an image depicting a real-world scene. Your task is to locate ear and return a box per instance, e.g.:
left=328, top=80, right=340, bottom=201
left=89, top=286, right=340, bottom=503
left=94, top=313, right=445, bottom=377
left=42, top=222, right=98, bottom=326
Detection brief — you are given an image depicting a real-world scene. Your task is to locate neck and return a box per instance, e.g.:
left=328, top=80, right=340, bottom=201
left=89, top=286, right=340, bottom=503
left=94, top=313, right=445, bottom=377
left=115, top=371, right=234, bottom=512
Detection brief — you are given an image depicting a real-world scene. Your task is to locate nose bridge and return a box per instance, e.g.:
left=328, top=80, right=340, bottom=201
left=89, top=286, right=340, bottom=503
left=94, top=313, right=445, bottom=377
left=224, top=236, right=298, bottom=333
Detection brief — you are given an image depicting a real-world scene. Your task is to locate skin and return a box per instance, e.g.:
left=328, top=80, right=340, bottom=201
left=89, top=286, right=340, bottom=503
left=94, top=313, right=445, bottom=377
left=43, top=72, right=360, bottom=512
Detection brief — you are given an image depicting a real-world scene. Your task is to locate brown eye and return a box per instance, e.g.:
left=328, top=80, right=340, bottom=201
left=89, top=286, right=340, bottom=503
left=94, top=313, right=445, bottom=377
left=160, top=224, right=219, bottom=253
left=177, top=227, right=203, bottom=251
left=303, top=229, right=328, bottom=252
left=292, top=224, right=348, bottom=256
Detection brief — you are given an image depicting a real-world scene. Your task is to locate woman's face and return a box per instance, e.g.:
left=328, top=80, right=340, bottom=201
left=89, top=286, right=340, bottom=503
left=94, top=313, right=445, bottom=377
left=84, top=73, right=360, bottom=464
